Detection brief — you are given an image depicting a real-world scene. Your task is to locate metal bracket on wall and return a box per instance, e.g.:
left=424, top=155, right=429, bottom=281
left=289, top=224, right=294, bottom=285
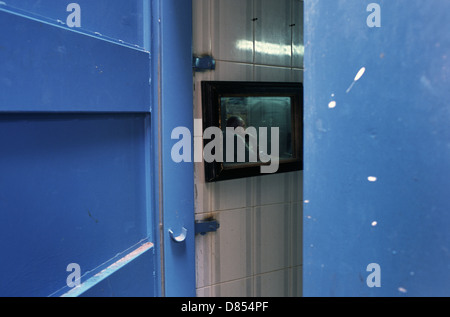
left=192, top=55, right=216, bottom=72
left=195, top=220, right=220, bottom=236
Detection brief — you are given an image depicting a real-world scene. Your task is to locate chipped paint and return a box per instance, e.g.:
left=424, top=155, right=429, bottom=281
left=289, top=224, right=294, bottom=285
left=61, top=242, right=153, bottom=297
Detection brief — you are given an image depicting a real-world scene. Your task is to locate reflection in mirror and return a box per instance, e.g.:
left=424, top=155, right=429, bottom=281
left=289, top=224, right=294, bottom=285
left=221, top=96, right=293, bottom=167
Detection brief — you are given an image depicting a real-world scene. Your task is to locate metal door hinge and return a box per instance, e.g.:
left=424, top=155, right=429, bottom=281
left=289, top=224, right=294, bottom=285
left=195, top=220, right=220, bottom=236
left=192, top=55, right=216, bottom=72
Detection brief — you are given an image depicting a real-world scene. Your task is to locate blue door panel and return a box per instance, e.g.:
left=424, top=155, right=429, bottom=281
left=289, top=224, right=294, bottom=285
left=304, top=1, right=450, bottom=296
left=0, top=0, right=148, bottom=48
left=0, top=114, right=153, bottom=296
left=0, top=9, right=150, bottom=112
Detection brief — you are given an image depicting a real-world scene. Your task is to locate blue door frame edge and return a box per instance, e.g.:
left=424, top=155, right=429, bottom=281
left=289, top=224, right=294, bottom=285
left=151, top=0, right=196, bottom=297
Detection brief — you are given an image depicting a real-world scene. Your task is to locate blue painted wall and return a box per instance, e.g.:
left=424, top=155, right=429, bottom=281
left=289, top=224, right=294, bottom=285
left=304, top=0, right=450, bottom=296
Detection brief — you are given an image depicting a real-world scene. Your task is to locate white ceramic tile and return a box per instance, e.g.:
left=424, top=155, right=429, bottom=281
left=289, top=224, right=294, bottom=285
left=213, top=60, right=253, bottom=81
left=292, top=0, right=304, bottom=68
left=197, top=286, right=213, bottom=297
left=291, top=68, right=304, bottom=82
left=290, top=201, right=302, bottom=267
left=254, top=64, right=292, bottom=82
left=254, top=0, right=292, bottom=67
left=291, top=170, right=303, bottom=202
left=212, top=208, right=253, bottom=284
left=193, top=0, right=212, bottom=55
left=195, top=213, right=213, bottom=288
left=289, top=266, right=303, bottom=297
left=254, top=172, right=291, bottom=206
left=193, top=154, right=208, bottom=217
left=194, top=167, right=211, bottom=215
left=193, top=71, right=212, bottom=216
left=212, top=0, right=254, bottom=63
left=209, top=177, right=253, bottom=211
left=212, top=277, right=254, bottom=297
left=193, top=71, right=212, bottom=119
left=254, top=204, right=291, bottom=274
left=255, top=269, right=290, bottom=297
left=193, top=0, right=305, bottom=297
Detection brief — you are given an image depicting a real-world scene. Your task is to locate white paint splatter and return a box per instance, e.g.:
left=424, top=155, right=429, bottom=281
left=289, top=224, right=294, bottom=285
left=328, top=101, right=337, bottom=109
left=346, top=67, right=366, bottom=93
left=354, top=67, right=366, bottom=81
left=371, top=221, right=378, bottom=227
left=368, top=176, right=377, bottom=182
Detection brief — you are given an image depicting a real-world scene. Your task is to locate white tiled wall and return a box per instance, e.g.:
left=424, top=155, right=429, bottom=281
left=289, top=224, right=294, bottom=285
left=193, top=0, right=304, bottom=297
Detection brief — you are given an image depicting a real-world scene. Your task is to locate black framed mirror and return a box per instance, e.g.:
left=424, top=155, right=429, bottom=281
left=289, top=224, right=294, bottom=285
left=201, top=81, right=303, bottom=182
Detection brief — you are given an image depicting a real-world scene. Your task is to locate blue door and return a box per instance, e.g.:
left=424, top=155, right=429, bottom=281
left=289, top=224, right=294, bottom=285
left=0, top=0, right=194, bottom=297
left=151, top=0, right=196, bottom=297
left=304, top=1, right=450, bottom=296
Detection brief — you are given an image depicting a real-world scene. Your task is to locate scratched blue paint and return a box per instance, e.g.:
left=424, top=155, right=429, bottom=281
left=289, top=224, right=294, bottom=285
left=61, top=242, right=154, bottom=297
left=304, top=0, right=450, bottom=296
left=1, top=0, right=149, bottom=48
left=0, top=9, right=150, bottom=112
left=80, top=245, right=156, bottom=297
